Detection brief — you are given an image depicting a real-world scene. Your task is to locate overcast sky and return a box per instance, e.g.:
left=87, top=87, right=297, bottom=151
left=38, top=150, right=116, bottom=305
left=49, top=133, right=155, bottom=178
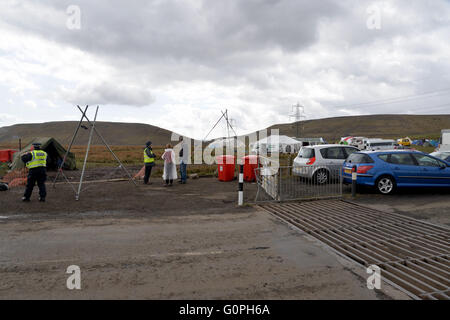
left=1, top=0, right=450, bottom=139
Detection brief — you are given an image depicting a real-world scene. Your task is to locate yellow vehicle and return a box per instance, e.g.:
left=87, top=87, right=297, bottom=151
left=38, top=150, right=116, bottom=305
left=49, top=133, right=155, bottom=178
left=397, top=137, right=412, bottom=146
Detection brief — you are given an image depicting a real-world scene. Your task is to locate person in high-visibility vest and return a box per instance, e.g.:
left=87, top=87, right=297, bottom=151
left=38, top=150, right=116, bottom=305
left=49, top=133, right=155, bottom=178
left=143, top=141, right=156, bottom=184
left=21, top=142, right=48, bottom=202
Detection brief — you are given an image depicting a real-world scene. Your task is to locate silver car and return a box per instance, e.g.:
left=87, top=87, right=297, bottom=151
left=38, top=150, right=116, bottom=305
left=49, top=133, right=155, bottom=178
left=293, top=144, right=359, bottom=183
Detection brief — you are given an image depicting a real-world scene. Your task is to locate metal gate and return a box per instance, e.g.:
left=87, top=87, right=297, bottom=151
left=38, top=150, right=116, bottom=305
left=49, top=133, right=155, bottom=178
left=254, top=165, right=343, bottom=203
left=259, top=200, right=450, bottom=300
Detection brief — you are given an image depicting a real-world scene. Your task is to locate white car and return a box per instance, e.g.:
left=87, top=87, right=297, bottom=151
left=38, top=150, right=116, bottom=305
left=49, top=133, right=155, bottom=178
left=293, top=144, right=359, bottom=184
left=363, top=138, right=396, bottom=151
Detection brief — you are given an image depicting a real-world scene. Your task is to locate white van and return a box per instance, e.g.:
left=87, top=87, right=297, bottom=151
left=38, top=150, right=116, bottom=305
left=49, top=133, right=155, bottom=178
left=350, top=137, right=367, bottom=150
left=363, top=138, right=396, bottom=151
left=440, top=129, right=450, bottom=152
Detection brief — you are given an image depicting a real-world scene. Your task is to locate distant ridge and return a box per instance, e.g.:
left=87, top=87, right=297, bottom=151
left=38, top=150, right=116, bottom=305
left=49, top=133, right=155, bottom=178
left=1, top=114, right=449, bottom=146
left=0, top=121, right=176, bottom=146
left=267, top=114, right=450, bottom=142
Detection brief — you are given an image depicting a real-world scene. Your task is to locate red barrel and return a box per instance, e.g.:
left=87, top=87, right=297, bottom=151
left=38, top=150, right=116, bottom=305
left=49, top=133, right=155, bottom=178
left=242, top=155, right=259, bottom=182
left=217, top=155, right=236, bottom=181
left=0, top=149, right=16, bottom=163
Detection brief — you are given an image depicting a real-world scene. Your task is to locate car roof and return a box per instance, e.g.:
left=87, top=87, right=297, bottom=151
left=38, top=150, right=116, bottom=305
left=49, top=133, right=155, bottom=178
left=303, top=144, right=357, bottom=149
left=364, top=138, right=395, bottom=142
left=356, top=149, right=422, bottom=154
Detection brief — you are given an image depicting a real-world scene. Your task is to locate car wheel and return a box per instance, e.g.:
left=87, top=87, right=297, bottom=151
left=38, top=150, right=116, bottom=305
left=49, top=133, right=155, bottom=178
left=313, top=169, right=329, bottom=184
left=376, top=176, right=396, bottom=195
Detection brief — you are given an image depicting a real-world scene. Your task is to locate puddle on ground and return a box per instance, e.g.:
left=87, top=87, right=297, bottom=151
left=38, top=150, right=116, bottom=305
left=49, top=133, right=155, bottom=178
left=201, top=194, right=229, bottom=200
left=0, top=214, right=31, bottom=220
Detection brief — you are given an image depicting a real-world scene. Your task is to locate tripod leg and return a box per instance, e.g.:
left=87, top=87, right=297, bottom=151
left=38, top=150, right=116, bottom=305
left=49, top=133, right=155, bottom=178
left=53, top=105, right=89, bottom=187
left=76, top=105, right=137, bottom=187
left=76, top=106, right=98, bottom=200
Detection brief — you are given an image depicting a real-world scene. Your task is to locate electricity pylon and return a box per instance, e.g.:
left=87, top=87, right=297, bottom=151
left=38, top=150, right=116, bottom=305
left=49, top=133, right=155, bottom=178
left=289, top=102, right=306, bottom=138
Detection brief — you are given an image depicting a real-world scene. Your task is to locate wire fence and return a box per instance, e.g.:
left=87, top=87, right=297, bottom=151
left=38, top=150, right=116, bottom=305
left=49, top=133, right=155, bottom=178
left=1, top=168, right=28, bottom=188
left=255, top=164, right=343, bottom=202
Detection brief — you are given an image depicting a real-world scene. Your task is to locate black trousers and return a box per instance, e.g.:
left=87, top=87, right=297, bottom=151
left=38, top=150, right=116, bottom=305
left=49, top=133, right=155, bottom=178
left=24, top=167, right=47, bottom=199
left=144, top=165, right=153, bottom=184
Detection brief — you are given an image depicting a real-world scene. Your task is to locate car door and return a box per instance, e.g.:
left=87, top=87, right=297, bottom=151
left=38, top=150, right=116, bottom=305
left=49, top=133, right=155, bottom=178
left=411, top=153, right=450, bottom=186
left=387, top=153, right=419, bottom=186
left=324, top=147, right=349, bottom=178
left=320, top=147, right=344, bottom=165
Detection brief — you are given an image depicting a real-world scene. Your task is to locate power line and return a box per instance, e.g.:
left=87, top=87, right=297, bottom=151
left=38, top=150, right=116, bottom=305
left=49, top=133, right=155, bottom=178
left=330, top=87, right=450, bottom=110
left=405, top=102, right=450, bottom=113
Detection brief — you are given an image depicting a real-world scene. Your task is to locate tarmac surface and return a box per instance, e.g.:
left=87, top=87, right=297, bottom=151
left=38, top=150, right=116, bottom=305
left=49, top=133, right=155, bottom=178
left=1, top=170, right=448, bottom=299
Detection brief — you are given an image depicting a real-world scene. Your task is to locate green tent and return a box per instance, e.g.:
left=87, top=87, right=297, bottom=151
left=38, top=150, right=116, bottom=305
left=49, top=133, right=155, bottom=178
left=11, top=137, right=76, bottom=170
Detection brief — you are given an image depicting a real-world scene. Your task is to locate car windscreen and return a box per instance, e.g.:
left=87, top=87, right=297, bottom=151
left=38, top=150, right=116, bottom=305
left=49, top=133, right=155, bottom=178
left=412, top=154, right=444, bottom=167
left=431, top=152, right=450, bottom=161
left=344, top=148, right=359, bottom=156
left=300, top=148, right=315, bottom=158
left=346, top=153, right=374, bottom=164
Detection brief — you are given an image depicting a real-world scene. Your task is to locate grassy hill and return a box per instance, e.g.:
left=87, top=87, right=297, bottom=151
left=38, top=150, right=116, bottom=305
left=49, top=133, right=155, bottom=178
left=268, top=114, right=450, bottom=142
left=1, top=114, right=449, bottom=147
left=0, top=121, right=176, bottom=147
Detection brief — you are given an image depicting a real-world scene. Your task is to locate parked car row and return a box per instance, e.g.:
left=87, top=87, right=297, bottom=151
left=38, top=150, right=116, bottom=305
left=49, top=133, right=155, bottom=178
left=292, top=144, right=450, bottom=195
left=293, top=145, right=358, bottom=184
left=340, top=137, right=399, bottom=151
left=343, top=150, right=450, bottom=194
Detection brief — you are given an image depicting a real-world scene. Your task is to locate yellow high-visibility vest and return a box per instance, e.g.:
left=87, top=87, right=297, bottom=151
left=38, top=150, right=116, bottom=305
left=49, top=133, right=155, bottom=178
left=26, top=150, right=47, bottom=169
left=144, top=148, right=155, bottom=164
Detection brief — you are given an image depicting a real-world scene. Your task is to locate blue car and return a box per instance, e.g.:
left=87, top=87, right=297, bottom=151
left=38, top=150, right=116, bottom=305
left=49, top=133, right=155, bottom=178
left=342, top=150, right=450, bottom=195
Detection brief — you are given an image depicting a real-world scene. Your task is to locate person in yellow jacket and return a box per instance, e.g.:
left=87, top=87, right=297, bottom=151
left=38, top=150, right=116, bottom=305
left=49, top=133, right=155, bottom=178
left=143, top=141, right=156, bottom=184
left=21, top=142, right=48, bottom=202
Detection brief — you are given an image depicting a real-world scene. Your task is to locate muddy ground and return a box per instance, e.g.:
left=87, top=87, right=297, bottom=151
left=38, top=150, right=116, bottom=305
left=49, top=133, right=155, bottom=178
left=1, top=167, right=448, bottom=299
left=2, top=169, right=255, bottom=218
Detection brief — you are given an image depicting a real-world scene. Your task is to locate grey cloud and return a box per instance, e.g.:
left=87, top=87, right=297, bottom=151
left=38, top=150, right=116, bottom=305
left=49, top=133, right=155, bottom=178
left=62, top=82, right=154, bottom=106
left=1, top=0, right=342, bottom=79
left=74, top=0, right=340, bottom=58
left=1, top=0, right=450, bottom=124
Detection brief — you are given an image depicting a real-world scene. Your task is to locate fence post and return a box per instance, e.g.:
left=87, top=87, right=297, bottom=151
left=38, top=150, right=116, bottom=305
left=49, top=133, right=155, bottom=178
left=352, top=165, right=357, bottom=198
left=238, top=164, right=244, bottom=206
left=278, top=166, right=282, bottom=202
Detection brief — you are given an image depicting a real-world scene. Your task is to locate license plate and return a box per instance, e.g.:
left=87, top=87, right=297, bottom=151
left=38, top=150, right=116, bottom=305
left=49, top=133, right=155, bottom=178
left=344, top=169, right=352, bottom=174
